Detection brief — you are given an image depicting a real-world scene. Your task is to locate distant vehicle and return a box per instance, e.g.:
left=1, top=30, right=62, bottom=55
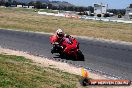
left=103, top=13, right=110, bottom=17
left=97, top=14, right=101, bottom=17
left=90, top=13, right=94, bottom=16
left=129, top=13, right=132, bottom=19
left=118, top=14, right=122, bottom=18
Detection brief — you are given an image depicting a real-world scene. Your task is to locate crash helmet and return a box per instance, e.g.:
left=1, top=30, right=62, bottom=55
left=56, top=29, right=64, bottom=38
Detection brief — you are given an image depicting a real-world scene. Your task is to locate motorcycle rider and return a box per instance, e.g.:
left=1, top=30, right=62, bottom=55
left=50, top=28, right=72, bottom=53
left=50, top=29, right=84, bottom=60
left=50, top=29, right=65, bottom=53
left=53, top=28, right=72, bottom=44
left=55, top=28, right=65, bottom=43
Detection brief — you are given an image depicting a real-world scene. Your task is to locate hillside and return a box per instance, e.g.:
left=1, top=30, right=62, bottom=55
left=13, top=0, right=74, bottom=7
left=16, top=0, right=49, bottom=3
left=51, top=1, right=74, bottom=7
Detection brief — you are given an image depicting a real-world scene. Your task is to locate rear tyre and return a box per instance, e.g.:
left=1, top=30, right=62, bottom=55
left=60, top=52, right=68, bottom=59
left=77, top=50, right=84, bottom=61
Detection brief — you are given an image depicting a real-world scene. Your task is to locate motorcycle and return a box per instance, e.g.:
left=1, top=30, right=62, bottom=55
left=50, top=35, right=84, bottom=61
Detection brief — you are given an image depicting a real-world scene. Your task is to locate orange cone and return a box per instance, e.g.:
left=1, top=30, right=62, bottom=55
left=82, top=68, right=89, bottom=78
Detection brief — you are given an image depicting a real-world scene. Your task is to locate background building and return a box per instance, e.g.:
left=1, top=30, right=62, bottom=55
left=125, top=5, right=132, bottom=19
left=94, top=3, right=108, bottom=16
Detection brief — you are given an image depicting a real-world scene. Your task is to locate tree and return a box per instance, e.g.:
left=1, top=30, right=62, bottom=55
left=12, top=0, right=19, bottom=5
left=8, top=0, right=12, bottom=3
left=67, top=6, right=74, bottom=11
left=48, top=3, right=52, bottom=9
left=5, top=2, right=10, bottom=7
left=35, top=1, right=43, bottom=9
left=78, top=7, right=85, bottom=12
left=107, top=9, right=126, bottom=15
left=28, top=1, right=35, bottom=6
left=0, top=0, right=5, bottom=6
left=42, top=4, right=47, bottom=9
left=87, top=6, right=94, bottom=13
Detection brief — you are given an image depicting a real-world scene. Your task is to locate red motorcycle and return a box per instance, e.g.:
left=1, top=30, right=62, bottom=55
left=50, top=35, right=84, bottom=61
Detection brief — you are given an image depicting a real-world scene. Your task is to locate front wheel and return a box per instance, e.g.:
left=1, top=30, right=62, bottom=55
left=77, top=50, right=84, bottom=61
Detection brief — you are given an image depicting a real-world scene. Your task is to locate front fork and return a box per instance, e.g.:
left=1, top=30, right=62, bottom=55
left=51, top=45, right=63, bottom=54
left=51, top=47, right=55, bottom=54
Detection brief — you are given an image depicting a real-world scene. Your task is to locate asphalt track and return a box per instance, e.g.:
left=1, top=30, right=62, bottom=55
left=0, top=29, right=132, bottom=80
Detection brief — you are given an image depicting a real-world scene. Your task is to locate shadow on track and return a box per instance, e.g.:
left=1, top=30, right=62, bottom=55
left=53, top=54, right=85, bottom=61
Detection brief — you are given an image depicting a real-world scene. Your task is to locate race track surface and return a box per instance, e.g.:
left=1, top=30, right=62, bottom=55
left=0, top=29, right=132, bottom=80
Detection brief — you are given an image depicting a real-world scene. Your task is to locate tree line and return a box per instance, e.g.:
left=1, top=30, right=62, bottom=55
left=107, top=9, right=126, bottom=16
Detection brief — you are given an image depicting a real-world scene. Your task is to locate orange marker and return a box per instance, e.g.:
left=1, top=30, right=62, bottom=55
left=82, top=68, right=89, bottom=78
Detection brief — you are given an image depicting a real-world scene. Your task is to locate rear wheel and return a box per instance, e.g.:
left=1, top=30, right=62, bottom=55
left=77, top=50, right=84, bottom=61
left=60, top=52, right=68, bottom=59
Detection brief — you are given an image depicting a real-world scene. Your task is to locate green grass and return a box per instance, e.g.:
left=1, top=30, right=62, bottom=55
left=0, top=54, right=81, bottom=88
left=0, top=53, right=123, bottom=88
left=0, top=7, right=38, bottom=12
left=0, top=7, right=132, bottom=42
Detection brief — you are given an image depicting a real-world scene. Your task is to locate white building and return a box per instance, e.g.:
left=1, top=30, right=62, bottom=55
left=23, top=6, right=28, bottom=8
left=129, top=13, right=132, bottom=19
left=17, top=5, right=23, bottom=8
left=94, top=3, right=108, bottom=16
left=29, top=6, right=34, bottom=9
left=125, top=7, right=132, bottom=19
left=16, top=5, right=34, bottom=9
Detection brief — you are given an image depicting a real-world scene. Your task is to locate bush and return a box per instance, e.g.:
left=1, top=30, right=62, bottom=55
left=90, top=14, right=94, bottom=16
left=118, top=14, right=122, bottom=18
left=97, top=14, right=101, bottom=17
left=103, top=13, right=110, bottom=17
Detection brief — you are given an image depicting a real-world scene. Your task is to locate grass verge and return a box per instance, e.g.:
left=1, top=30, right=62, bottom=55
left=0, top=7, right=132, bottom=42
left=0, top=54, right=81, bottom=88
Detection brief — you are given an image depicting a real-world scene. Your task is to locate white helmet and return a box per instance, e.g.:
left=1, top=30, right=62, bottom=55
left=56, top=29, right=64, bottom=38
